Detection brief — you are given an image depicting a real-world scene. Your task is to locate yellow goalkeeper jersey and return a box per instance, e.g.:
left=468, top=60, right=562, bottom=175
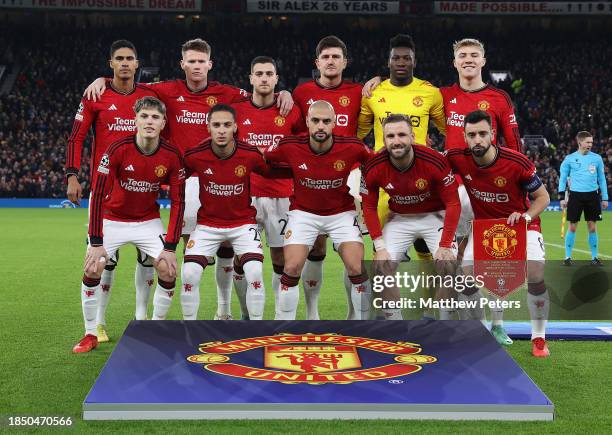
left=358, top=77, right=446, bottom=150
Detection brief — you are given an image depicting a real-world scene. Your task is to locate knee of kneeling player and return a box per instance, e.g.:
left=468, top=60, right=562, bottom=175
left=528, top=280, right=546, bottom=296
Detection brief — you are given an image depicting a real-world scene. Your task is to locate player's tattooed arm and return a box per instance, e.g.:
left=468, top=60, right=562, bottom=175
left=84, top=245, right=108, bottom=275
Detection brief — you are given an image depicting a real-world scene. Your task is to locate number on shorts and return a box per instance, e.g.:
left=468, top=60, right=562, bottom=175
left=278, top=218, right=288, bottom=236
left=249, top=227, right=261, bottom=241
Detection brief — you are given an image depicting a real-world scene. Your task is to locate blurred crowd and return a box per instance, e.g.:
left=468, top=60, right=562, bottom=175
left=0, top=17, right=610, bottom=200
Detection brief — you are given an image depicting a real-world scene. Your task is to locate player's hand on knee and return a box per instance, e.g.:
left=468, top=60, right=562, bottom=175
left=84, top=77, right=106, bottom=102
left=434, top=247, right=456, bottom=262
left=434, top=247, right=457, bottom=275
left=362, top=76, right=381, bottom=98
left=507, top=211, right=523, bottom=226
left=277, top=90, right=294, bottom=117
left=84, top=245, right=108, bottom=275
left=155, top=250, right=178, bottom=279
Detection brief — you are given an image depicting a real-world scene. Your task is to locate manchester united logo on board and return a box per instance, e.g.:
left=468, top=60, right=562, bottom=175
left=333, top=160, right=346, bottom=171
left=478, top=100, right=490, bottom=111
left=494, top=176, right=507, bottom=187
left=155, top=165, right=167, bottom=178
left=235, top=165, right=247, bottom=177
left=187, top=333, right=436, bottom=385
left=187, top=240, right=195, bottom=249
left=274, top=116, right=286, bottom=127
left=339, top=96, right=350, bottom=107
left=481, top=223, right=519, bottom=259
left=206, top=96, right=218, bottom=107
left=412, top=96, right=423, bottom=107
left=415, top=178, right=428, bottom=190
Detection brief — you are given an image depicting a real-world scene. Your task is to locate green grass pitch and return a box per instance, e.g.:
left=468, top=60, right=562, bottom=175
left=0, top=209, right=610, bottom=433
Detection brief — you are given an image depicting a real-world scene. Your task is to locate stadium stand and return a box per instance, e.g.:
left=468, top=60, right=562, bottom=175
left=0, top=15, right=609, bottom=199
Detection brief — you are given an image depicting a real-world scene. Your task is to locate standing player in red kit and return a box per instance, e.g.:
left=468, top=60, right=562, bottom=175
left=66, top=40, right=160, bottom=343
left=446, top=110, right=551, bottom=357
left=181, top=104, right=288, bottom=321
left=442, top=38, right=522, bottom=343
left=233, top=56, right=304, bottom=319
left=84, top=39, right=294, bottom=321
left=73, top=97, right=185, bottom=353
left=264, top=101, right=372, bottom=320
left=361, top=114, right=460, bottom=320
left=292, top=35, right=364, bottom=320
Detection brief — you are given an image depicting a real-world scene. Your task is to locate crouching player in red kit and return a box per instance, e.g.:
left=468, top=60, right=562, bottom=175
left=74, top=97, right=186, bottom=353
left=446, top=110, right=551, bottom=357
left=264, top=100, right=372, bottom=320
left=361, top=114, right=461, bottom=320
left=181, top=104, right=288, bottom=320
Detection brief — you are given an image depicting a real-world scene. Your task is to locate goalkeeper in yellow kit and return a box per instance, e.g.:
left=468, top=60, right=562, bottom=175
left=358, top=34, right=451, bottom=319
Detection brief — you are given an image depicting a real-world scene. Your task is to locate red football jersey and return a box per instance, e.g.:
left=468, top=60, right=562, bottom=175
left=66, top=83, right=158, bottom=181
left=292, top=80, right=363, bottom=136
left=151, top=80, right=247, bottom=153
left=234, top=97, right=305, bottom=198
left=184, top=139, right=274, bottom=228
left=264, top=135, right=371, bottom=215
left=441, top=83, right=521, bottom=152
left=445, top=147, right=543, bottom=231
left=89, top=136, right=186, bottom=250
left=361, top=147, right=460, bottom=246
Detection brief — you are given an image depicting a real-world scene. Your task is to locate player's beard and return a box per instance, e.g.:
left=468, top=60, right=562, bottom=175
left=311, top=131, right=331, bottom=143
left=471, top=143, right=491, bottom=157
left=389, top=144, right=409, bottom=159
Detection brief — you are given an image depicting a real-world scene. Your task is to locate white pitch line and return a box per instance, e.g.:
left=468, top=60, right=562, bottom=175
left=544, top=242, right=612, bottom=259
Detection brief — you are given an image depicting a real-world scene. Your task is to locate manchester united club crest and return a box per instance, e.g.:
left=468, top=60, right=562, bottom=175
left=494, top=176, right=507, bottom=187
left=234, top=165, right=247, bottom=177
left=187, top=333, right=436, bottom=385
left=412, top=96, right=423, bottom=107
left=478, top=100, right=490, bottom=111
left=187, top=240, right=195, bottom=249
left=154, top=165, right=167, bottom=178
left=481, top=223, right=519, bottom=259
left=415, top=178, right=428, bottom=190
left=339, top=96, right=350, bottom=107
left=206, top=96, right=218, bottom=107
left=274, top=116, right=286, bottom=127
left=333, top=160, right=346, bottom=171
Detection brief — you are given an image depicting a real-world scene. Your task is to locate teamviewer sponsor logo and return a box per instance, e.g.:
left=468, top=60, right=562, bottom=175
left=470, top=187, right=509, bottom=203
left=446, top=111, right=465, bottom=127
left=392, top=191, right=431, bottom=205
left=176, top=110, right=208, bottom=125
left=204, top=181, right=244, bottom=196
left=246, top=133, right=284, bottom=148
left=300, top=178, right=343, bottom=190
left=107, top=118, right=136, bottom=132
left=120, top=178, right=160, bottom=193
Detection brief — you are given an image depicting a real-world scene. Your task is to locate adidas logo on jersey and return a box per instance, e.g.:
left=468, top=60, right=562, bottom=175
left=298, top=163, right=308, bottom=170
left=124, top=164, right=135, bottom=171
left=176, top=96, right=185, bottom=102
left=306, top=99, right=315, bottom=105
left=243, top=119, right=252, bottom=125
left=378, top=97, right=385, bottom=103
left=108, top=104, right=117, bottom=111
left=450, top=98, right=457, bottom=104
left=385, top=183, right=394, bottom=190
left=204, top=168, right=213, bottom=175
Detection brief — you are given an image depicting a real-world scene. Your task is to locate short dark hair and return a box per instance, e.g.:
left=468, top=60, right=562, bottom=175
left=382, top=114, right=413, bottom=130
left=209, top=103, right=236, bottom=121
left=110, top=40, right=137, bottom=59
left=316, top=35, right=348, bottom=58
left=181, top=38, right=211, bottom=56
left=134, top=96, right=166, bottom=116
left=389, top=34, right=415, bottom=53
left=250, top=56, right=277, bottom=72
left=464, top=110, right=492, bottom=128
left=576, top=131, right=593, bottom=141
